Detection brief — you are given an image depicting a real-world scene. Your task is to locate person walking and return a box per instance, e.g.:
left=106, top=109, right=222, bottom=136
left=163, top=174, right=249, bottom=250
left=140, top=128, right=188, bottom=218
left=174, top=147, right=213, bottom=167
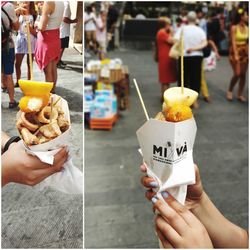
left=174, top=11, right=207, bottom=108
left=1, top=1, right=25, bottom=108
left=96, top=10, right=107, bottom=60
left=35, top=1, right=64, bottom=93
left=15, top=1, right=37, bottom=87
left=84, top=4, right=97, bottom=53
left=156, top=17, right=176, bottom=99
left=58, top=0, right=78, bottom=68
left=227, top=8, right=248, bottom=102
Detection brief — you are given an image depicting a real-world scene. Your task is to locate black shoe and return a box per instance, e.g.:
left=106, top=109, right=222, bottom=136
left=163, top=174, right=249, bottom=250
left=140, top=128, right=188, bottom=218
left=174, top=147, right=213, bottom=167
left=60, top=60, right=67, bottom=66
left=2, top=87, right=7, bottom=93
left=14, top=82, right=19, bottom=88
left=9, top=100, right=19, bottom=109
left=57, top=61, right=66, bottom=69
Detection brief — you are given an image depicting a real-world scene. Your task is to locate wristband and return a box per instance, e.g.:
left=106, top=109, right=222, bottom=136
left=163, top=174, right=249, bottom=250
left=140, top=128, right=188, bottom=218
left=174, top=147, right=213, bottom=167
left=3, top=136, right=21, bottom=154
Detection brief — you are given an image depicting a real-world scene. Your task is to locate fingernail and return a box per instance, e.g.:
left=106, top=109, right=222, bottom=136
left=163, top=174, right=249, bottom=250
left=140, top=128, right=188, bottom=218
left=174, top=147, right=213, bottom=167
left=149, top=181, right=158, bottom=188
left=151, top=196, right=158, bottom=204
left=161, top=191, right=169, bottom=199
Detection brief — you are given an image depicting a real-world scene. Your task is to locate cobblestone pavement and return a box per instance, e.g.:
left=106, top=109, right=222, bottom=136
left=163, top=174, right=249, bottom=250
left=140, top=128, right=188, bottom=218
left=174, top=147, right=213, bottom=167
left=85, top=49, right=248, bottom=248
left=1, top=48, right=83, bottom=248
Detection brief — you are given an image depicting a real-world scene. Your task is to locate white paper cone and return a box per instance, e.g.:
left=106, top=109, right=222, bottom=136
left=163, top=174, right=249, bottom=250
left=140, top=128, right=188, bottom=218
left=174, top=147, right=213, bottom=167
left=137, top=118, right=197, bottom=204
left=17, top=95, right=83, bottom=194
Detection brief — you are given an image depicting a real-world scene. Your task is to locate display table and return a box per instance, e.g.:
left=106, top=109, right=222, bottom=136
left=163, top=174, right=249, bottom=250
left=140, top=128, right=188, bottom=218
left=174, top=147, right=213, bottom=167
left=86, top=65, right=130, bottom=110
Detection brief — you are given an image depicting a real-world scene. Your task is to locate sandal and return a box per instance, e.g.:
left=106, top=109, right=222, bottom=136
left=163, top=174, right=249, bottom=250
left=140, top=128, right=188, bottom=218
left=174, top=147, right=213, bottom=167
left=226, top=91, right=233, bottom=101
left=237, top=96, right=247, bottom=103
left=9, top=100, right=19, bottom=109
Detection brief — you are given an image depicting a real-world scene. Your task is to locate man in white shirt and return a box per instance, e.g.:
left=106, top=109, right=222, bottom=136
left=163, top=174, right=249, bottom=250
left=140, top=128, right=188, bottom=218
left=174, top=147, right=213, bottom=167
left=58, top=1, right=78, bottom=68
left=174, top=11, right=207, bottom=108
left=1, top=2, right=25, bottom=108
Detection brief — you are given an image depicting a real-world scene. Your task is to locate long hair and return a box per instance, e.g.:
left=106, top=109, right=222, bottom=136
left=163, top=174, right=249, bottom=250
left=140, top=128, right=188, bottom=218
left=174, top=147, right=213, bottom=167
left=233, top=8, right=248, bottom=25
left=29, top=2, right=37, bottom=23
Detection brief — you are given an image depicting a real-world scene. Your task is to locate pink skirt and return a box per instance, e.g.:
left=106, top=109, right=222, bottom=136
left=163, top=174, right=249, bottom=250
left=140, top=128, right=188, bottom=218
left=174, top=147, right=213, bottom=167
left=35, top=29, right=61, bottom=70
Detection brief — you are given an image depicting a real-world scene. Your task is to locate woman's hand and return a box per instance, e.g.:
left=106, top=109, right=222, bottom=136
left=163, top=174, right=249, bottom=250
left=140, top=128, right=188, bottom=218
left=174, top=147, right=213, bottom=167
left=234, top=53, right=240, bottom=62
left=140, top=164, right=205, bottom=210
left=2, top=143, right=68, bottom=187
left=152, top=192, right=213, bottom=248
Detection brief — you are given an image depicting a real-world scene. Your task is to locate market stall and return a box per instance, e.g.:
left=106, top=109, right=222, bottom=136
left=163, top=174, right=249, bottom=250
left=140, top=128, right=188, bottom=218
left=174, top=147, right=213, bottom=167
left=84, top=58, right=129, bottom=130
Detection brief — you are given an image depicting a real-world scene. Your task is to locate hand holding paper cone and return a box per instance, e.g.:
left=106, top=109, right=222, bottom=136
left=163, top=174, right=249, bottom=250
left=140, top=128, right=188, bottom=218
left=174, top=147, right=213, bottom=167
left=17, top=79, right=70, bottom=147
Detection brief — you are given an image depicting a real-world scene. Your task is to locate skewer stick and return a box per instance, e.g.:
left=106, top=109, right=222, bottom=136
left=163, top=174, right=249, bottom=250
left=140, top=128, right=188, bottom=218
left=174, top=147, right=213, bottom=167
left=180, top=29, right=184, bottom=94
left=25, top=16, right=33, bottom=81
left=50, top=96, right=54, bottom=123
left=133, top=78, right=149, bottom=121
left=53, top=96, right=61, bottom=107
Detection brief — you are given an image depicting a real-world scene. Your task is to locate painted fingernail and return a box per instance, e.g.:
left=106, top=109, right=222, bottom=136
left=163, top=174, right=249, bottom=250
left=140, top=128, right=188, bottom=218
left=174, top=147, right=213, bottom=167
left=151, top=196, right=158, bottom=204
left=149, top=181, right=158, bottom=188
left=161, top=191, right=169, bottom=199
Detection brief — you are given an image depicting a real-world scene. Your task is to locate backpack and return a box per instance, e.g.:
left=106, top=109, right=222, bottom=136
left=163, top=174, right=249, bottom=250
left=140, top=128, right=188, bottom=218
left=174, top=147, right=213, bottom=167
left=1, top=2, right=12, bottom=48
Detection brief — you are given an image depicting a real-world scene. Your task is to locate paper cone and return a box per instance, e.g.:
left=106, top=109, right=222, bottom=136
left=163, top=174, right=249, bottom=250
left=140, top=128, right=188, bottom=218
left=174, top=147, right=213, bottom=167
left=136, top=117, right=197, bottom=203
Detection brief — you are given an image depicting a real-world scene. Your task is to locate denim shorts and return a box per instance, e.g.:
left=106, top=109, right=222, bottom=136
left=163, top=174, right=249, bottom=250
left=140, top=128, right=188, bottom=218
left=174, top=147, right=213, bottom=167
left=2, top=48, right=15, bottom=75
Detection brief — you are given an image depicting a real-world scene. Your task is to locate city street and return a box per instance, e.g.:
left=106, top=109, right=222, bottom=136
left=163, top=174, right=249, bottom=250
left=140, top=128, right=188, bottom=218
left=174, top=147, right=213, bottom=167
left=85, top=49, right=248, bottom=248
left=1, top=48, right=83, bottom=248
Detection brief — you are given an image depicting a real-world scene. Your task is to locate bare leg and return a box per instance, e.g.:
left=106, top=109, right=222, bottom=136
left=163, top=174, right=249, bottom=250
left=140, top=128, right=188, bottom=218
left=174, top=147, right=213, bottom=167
left=44, top=61, right=54, bottom=83
left=52, top=60, right=57, bottom=92
left=237, top=62, right=248, bottom=101
left=1, top=73, right=6, bottom=89
left=4, top=74, right=15, bottom=103
left=161, top=84, right=169, bottom=100
left=15, top=53, right=25, bottom=84
left=26, top=54, right=34, bottom=80
left=227, top=61, right=240, bottom=100
left=59, top=48, right=65, bottom=62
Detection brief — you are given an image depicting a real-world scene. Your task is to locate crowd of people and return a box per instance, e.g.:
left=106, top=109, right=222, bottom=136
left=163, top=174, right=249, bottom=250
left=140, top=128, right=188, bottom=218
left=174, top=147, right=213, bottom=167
left=84, top=2, right=119, bottom=60
left=156, top=6, right=248, bottom=107
left=1, top=1, right=77, bottom=109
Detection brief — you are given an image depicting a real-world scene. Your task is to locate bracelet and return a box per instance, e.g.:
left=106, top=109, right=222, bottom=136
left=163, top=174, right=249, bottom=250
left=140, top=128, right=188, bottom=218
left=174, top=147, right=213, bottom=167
left=3, top=136, right=21, bottom=154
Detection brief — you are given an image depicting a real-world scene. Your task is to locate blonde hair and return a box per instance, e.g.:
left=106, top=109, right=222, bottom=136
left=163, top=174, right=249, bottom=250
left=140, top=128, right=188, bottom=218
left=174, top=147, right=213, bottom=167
left=159, top=17, right=171, bottom=25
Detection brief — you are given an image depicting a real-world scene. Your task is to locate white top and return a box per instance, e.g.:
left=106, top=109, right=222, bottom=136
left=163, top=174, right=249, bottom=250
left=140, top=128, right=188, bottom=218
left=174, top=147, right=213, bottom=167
left=84, top=12, right=96, bottom=31
left=174, top=24, right=206, bottom=57
left=96, top=17, right=106, bottom=42
left=46, top=1, right=64, bottom=30
left=60, top=1, right=71, bottom=38
left=1, top=2, right=18, bottom=48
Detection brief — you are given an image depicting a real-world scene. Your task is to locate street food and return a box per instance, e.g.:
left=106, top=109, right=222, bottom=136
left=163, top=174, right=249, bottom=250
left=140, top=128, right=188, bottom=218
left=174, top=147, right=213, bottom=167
left=16, top=100, right=70, bottom=146
left=18, top=80, right=53, bottom=113
left=16, top=80, right=70, bottom=146
left=156, top=87, right=198, bottom=122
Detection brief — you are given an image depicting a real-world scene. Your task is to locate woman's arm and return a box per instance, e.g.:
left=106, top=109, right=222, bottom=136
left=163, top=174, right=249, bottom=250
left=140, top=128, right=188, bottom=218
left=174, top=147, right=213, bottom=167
left=191, top=192, right=248, bottom=248
left=231, top=25, right=239, bottom=61
left=38, top=1, right=55, bottom=32
left=208, top=39, right=220, bottom=59
left=187, top=39, right=208, bottom=53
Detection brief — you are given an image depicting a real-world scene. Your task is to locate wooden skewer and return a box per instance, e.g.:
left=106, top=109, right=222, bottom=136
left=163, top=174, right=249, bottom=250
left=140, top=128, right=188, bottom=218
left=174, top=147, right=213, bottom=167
left=133, top=78, right=149, bottom=121
left=53, top=96, right=61, bottom=107
left=25, top=16, right=33, bottom=81
left=180, top=29, right=184, bottom=94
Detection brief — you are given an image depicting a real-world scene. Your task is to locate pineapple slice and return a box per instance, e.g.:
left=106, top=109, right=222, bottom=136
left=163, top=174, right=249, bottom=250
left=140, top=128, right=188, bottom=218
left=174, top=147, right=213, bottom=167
left=164, top=87, right=198, bottom=108
left=18, top=80, right=53, bottom=97
left=18, top=80, right=53, bottom=113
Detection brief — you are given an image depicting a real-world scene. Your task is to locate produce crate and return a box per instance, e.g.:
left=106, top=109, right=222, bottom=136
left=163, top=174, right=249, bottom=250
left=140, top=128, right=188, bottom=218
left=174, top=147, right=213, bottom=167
left=90, top=114, right=118, bottom=130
